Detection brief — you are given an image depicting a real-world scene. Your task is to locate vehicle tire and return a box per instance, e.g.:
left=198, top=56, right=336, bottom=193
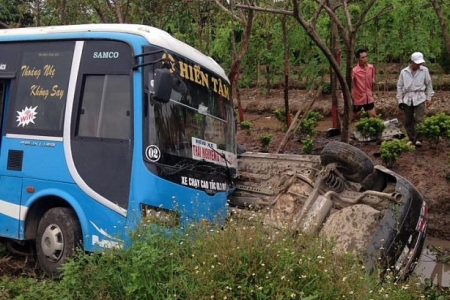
left=36, top=207, right=82, bottom=278
left=360, top=170, right=387, bottom=191
left=320, top=141, right=374, bottom=183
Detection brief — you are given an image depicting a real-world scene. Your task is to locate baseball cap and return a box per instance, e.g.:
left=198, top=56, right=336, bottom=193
left=411, top=52, right=425, bottom=64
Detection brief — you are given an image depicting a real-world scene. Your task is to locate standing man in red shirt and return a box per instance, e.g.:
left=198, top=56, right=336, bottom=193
left=352, top=48, right=377, bottom=121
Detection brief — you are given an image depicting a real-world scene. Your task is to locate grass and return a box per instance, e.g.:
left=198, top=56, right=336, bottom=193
left=0, top=216, right=449, bottom=299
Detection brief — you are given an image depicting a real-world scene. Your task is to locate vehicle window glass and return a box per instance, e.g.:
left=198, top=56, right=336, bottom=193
left=8, top=42, right=74, bottom=135
left=77, top=75, right=131, bottom=140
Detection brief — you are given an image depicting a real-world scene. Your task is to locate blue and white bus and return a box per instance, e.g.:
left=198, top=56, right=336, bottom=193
left=0, top=24, right=237, bottom=277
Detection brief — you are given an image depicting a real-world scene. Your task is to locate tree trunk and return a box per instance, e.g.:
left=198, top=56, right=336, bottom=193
left=330, top=1, right=341, bottom=135
left=282, top=15, right=291, bottom=128
left=227, top=8, right=254, bottom=123
left=429, top=0, right=450, bottom=65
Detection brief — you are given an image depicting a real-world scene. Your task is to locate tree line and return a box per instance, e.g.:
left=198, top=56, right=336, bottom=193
left=2, top=0, right=449, bottom=141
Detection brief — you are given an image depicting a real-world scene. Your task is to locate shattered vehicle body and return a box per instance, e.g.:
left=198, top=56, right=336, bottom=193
left=229, top=141, right=428, bottom=281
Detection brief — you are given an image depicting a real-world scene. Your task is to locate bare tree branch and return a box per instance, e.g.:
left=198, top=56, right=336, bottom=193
left=113, top=0, right=124, bottom=23
left=228, top=7, right=254, bottom=81
left=359, top=4, right=393, bottom=28
left=212, top=0, right=242, bottom=22
left=316, top=1, right=350, bottom=48
left=352, top=0, right=377, bottom=32
left=235, top=4, right=292, bottom=16
left=311, top=0, right=328, bottom=29
left=342, top=0, right=353, bottom=32
left=0, top=21, right=9, bottom=29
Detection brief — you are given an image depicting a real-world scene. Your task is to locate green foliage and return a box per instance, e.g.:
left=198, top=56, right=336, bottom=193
left=0, top=276, right=57, bottom=300
left=301, top=135, right=314, bottom=154
left=437, top=45, right=450, bottom=73
left=298, top=111, right=323, bottom=136
left=240, top=120, right=252, bottom=135
left=380, top=139, right=415, bottom=167
left=321, top=82, right=332, bottom=95
left=355, top=118, right=386, bottom=139
left=298, top=111, right=323, bottom=154
left=299, top=111, right=323, bottom=138
left=3, top=219, right=448, bottom=299
left=273, top=108, right=287, bottom=124
left=273, top=109, right=293, bottom=132
left=240, top=120, right=252, bottom=130
left=305, top=111, right=324, bottom=123
left=417, top=113, right=450, bottom=147
left=0, top=0, right=33, bottom=27
left=259, top=133, right=273, bottom=150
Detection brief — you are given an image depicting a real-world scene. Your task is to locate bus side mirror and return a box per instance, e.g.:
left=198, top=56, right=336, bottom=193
left=153, top=68, right=172, bottom=103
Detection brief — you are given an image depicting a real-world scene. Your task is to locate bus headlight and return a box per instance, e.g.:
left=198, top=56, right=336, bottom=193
left=141, top=204, right=180, bottom=228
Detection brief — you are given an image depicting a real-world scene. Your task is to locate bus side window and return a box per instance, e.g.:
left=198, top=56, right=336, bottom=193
left=77, top=75, right=131, bottom=140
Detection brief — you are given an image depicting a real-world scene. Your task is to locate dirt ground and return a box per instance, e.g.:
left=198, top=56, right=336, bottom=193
left=235, top=88, right=450, bottom=241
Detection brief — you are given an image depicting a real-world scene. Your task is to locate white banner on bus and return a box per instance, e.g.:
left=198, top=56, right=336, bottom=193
left=192, top=137, right=237, bottom=168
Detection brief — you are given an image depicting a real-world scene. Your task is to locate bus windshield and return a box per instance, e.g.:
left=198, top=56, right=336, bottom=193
left=143, top=51, right=237, bottom=180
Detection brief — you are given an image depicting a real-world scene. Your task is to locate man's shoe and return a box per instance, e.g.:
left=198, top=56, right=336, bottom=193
left=406, top=141, right=414, bottom=146
left=415, top=141, right=422, bottom=147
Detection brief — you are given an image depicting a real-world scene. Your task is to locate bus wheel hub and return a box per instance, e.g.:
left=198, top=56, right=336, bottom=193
left=41, top=224, right=64, bottom=261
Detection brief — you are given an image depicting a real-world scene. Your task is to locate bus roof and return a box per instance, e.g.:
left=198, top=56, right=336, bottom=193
left=0, top=23, right=229, bottom=82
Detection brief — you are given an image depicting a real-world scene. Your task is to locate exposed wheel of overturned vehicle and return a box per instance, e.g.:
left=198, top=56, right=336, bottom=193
left=36, top=207, right=82, bottom=278
left=320, top=141, right=374, bottom=183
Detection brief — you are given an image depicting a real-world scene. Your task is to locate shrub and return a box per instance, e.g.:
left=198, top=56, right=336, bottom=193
left=417, top=113, right=450, bottom=147
left=6, top=218, right=441, bottom=299
left=259, top=133, right=273, bottom=150
left=297, top=111, right=323, bottom=154
left=305, top=111, right=324, bottom=123
left=301, top=135, right=314, bottom=154
left=298, top=111, right=323, bottom=137
left=321, top=82, right=332, bottom=95
left=273, top=108, right=293, bottom=132
left=380, top=139, right=415, bottom=167
left=240, top=120, right=252, bottom=135
left=355, top=117, right=385, bottom=139
left=273, top=108, right=288, bottom=123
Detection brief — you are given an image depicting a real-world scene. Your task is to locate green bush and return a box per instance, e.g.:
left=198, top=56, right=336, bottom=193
left=297, top=111, right=323, bottom=154
left=259, top=133, right=273, bottom=150
left=273, top=108, right=288, bottom=124
left=380, top=139, right=415, bottom=167
left=417, top=113, right=450, bottom=147
left=273, top=109, right=293, bottom=132
left=355, top=117, right=385, bottom=139
left=298, top=111, right=323, bottom=136
left=4, top=218, right=447, bottom=299
left=321, top=82, right=332, bottom=95
left=301, top=135, right=314, bottom=154
left=240, top=120, right=252, bottom=130
left=240, top=120, right=252, bottom=135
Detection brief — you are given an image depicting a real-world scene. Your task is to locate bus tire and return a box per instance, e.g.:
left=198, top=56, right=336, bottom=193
left=320, top=141, right=374, bottom=183
left=36, top=207, right=82, bottom=278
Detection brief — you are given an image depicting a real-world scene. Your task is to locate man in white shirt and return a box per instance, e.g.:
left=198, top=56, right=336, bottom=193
left=396, top=52, right=434, bottom=147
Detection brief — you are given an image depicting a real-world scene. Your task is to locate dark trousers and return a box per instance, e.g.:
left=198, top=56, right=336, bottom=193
left=403, top=102, right=425, bottom=142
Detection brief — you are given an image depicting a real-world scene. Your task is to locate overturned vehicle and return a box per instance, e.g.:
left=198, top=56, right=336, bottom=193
left=229, top=141, right=428, bottom=281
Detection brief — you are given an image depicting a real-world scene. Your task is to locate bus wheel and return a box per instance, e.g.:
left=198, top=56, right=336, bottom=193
left=36, top=207, right=82, bottom=278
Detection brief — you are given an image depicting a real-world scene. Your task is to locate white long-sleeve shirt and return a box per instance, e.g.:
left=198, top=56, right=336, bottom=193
left=396, top=65, right=434, bottom=106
